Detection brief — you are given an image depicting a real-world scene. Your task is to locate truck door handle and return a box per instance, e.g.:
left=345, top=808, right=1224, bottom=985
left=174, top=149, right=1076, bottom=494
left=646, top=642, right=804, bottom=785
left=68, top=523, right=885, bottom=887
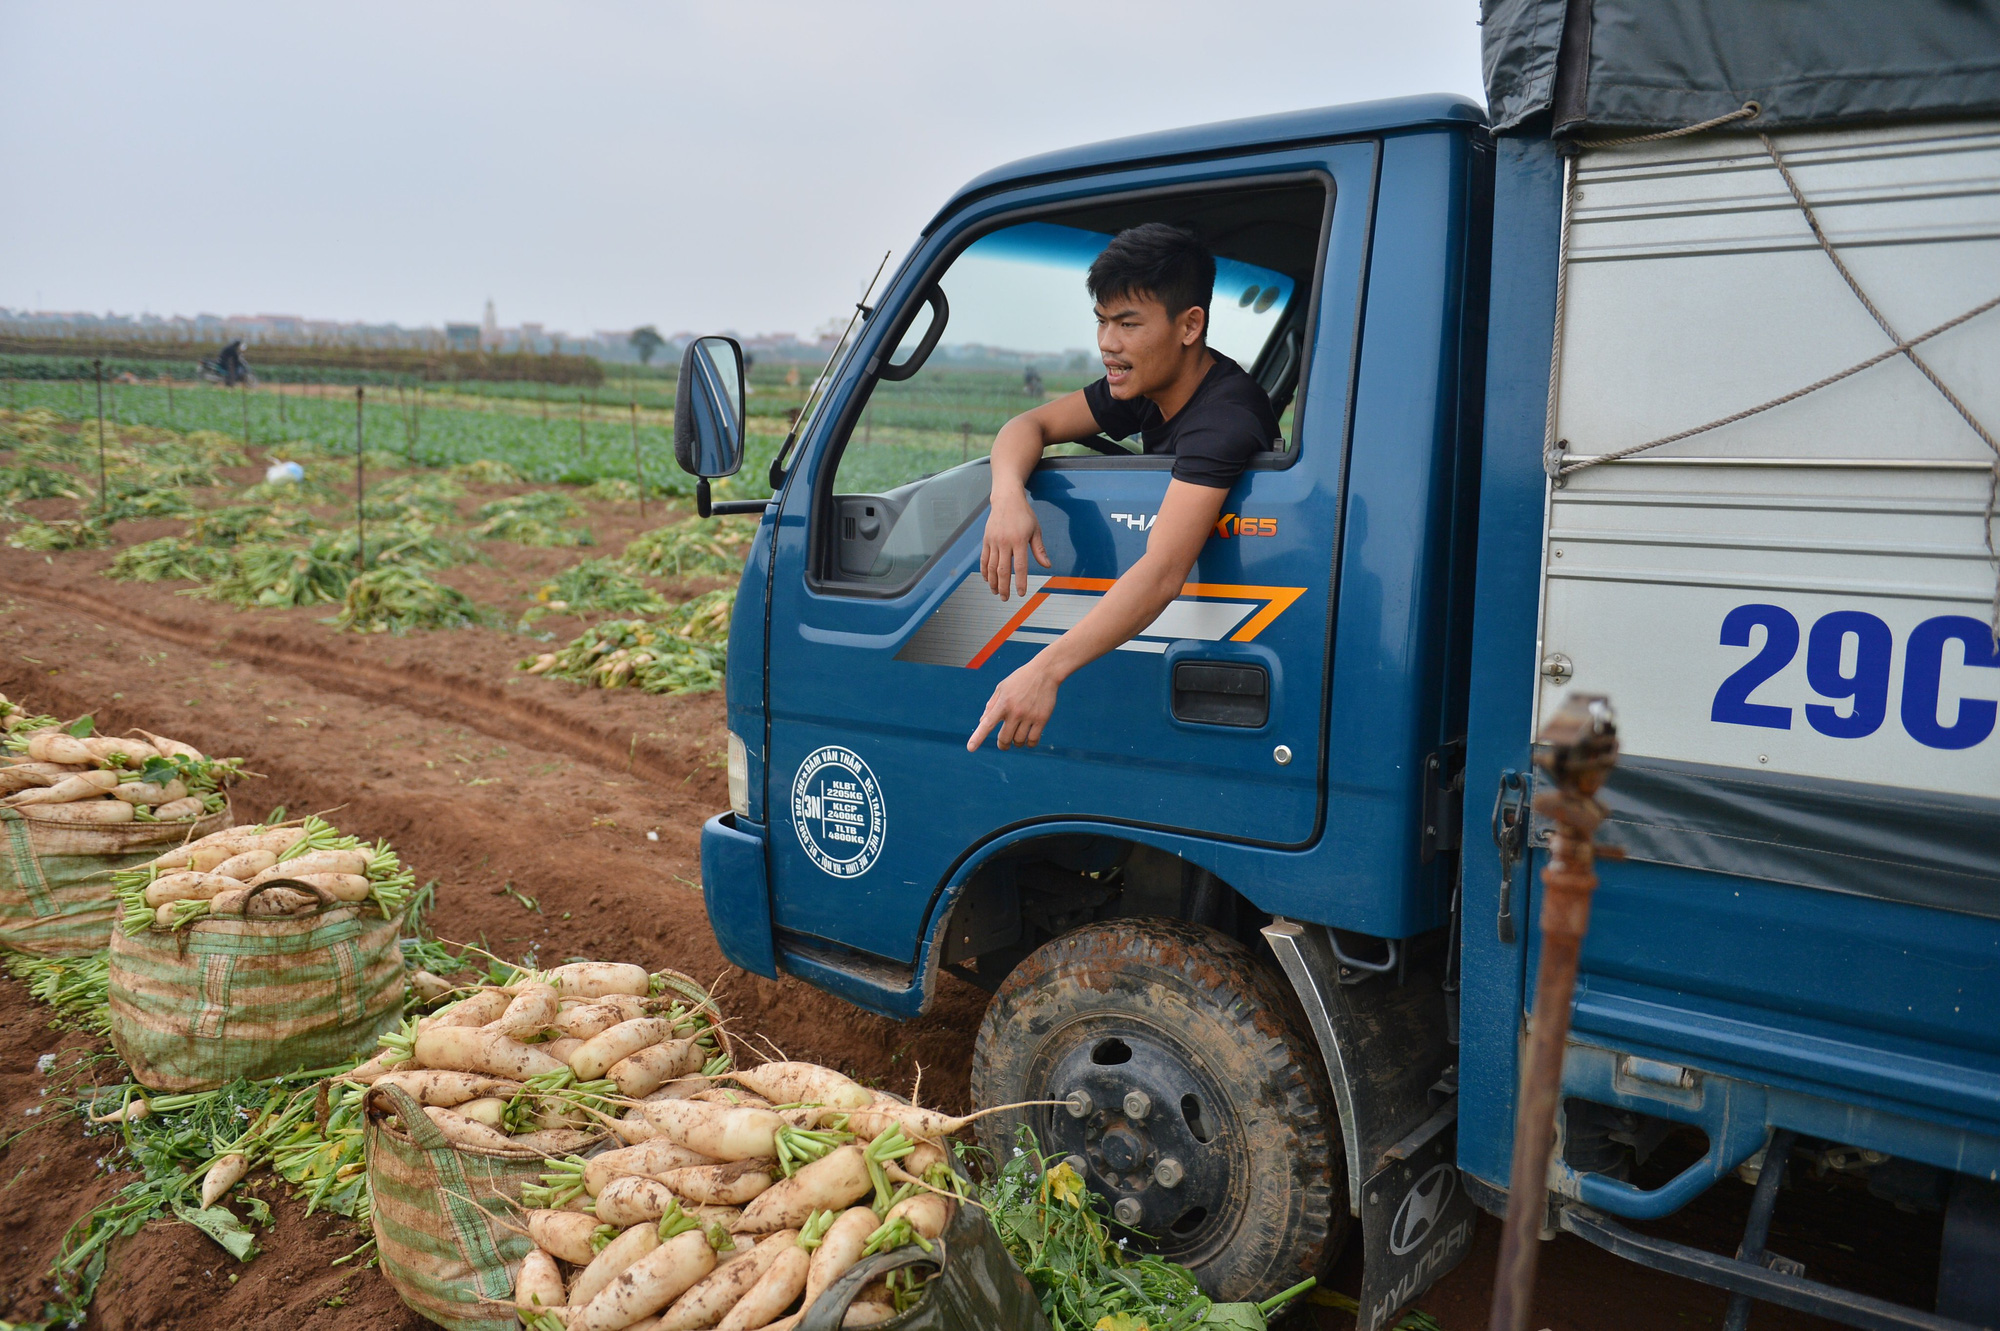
left=1171, top=662, right=1269, bottom=728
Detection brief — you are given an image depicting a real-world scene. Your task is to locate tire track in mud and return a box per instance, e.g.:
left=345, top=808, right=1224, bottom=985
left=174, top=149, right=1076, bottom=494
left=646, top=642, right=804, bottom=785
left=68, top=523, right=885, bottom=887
left=6, top=580, right=692, bottom=784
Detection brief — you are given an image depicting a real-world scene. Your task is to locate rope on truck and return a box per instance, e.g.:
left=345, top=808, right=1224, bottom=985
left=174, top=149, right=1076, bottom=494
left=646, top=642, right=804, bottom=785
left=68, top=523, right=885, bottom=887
left=1538, top=101, right=2000, bottom=635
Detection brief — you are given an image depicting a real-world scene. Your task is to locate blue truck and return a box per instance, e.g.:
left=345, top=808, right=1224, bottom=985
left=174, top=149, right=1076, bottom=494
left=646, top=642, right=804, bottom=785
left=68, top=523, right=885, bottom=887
left=674, top=6, right=2000, bottom=1325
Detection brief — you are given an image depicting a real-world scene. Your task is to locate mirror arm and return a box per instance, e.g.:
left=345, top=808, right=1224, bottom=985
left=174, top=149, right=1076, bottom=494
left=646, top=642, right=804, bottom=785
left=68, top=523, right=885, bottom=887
left=694, top=479, right=771, bottom=519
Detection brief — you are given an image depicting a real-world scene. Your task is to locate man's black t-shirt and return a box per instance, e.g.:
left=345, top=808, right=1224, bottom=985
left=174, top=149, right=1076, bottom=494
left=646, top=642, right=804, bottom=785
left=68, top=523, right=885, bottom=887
left=1081, top=352, right=1282, bottom=489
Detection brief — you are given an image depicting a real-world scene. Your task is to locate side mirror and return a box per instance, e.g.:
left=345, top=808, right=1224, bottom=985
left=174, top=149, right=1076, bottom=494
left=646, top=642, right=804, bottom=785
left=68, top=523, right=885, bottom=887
left=674, top=336, right=746, bottom=514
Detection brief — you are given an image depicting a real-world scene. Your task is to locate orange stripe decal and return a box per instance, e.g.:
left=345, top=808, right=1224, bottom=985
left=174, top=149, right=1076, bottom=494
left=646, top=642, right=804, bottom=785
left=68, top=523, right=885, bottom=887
left=1045, top=577, right=1308, bottom=642
left=966, top=591, right=1050, bottom=670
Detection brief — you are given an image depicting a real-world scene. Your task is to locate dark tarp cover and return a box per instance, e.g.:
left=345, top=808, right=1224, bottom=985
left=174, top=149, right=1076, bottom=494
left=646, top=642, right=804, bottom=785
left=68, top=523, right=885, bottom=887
left=1531, top=757, right=2000, bottom=921
left=1482, top=0, right=2000, bottom=134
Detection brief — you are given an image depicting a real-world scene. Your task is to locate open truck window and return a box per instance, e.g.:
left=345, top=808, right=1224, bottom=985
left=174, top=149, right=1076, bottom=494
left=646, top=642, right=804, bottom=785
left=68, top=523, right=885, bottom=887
left=820, top=179, right=1328, bottom=591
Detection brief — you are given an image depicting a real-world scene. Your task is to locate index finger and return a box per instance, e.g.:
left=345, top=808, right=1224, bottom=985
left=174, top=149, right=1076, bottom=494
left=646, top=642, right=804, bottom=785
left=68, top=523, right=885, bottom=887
left=967, top=697, right=1003, bottom=752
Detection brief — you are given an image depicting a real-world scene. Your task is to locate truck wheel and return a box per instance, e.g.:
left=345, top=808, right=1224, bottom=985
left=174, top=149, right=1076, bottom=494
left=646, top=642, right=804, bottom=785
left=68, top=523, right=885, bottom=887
left=971, top=916, right=1347, bottom=1301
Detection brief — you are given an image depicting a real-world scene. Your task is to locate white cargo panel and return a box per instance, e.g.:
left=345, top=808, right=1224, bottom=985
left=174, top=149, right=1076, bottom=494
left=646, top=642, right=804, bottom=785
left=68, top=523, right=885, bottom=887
left=1538, top=121, right=2000, bottom=799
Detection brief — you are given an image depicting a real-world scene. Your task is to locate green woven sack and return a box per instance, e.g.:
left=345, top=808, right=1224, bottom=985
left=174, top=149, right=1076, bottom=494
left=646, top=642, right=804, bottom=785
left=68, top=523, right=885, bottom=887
left=106, top=887, right=403, bottom=1091
left=0, top=802, right=231, bottom=957
left=367, top=1082, right=599, bottom=1331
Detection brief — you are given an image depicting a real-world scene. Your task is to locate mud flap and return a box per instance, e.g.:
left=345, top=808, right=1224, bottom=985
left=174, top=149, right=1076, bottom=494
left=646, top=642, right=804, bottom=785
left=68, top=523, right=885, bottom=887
left=1356, top=1126, right=1478, bottom=1331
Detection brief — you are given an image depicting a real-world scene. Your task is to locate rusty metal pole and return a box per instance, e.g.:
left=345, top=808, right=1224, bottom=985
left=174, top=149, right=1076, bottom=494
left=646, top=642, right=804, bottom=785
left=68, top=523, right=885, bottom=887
left=1487, top=693, right=1620, bottom=1331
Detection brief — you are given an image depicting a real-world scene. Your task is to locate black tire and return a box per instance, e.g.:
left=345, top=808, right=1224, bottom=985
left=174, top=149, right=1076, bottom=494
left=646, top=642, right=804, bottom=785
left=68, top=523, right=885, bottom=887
left=970, top=916, right=1348, bottom=1301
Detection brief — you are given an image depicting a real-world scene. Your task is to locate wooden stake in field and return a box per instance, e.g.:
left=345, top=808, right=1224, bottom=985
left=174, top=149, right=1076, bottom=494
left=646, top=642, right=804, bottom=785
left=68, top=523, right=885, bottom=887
left=1487, top=693, right=1621, bottom=1331
left=93, top=359, right=108, bottom=516
left=578, top=392, right=588, bottom=462
left=631, top=398, right=645, bottom=521
left=161, top=372, right=173, bottom=426
left=355, top=386, right=367, bottom=574
left=240, top=381, right=251, bottom=449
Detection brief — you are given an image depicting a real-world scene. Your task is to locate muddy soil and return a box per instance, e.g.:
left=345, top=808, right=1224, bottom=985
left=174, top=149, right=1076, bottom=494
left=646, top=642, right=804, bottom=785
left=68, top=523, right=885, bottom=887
left=0, top=467, right=1945, bottom=1329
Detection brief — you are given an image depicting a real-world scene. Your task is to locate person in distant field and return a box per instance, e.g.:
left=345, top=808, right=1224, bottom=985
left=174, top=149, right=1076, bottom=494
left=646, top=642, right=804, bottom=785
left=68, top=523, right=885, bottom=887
left=967, top=222, right=1282, bottom=753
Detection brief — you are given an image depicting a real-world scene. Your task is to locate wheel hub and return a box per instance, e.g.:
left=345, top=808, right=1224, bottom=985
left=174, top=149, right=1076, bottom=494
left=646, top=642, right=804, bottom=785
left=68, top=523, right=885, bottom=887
left=1041, top=1028, right=1233, bottom=1257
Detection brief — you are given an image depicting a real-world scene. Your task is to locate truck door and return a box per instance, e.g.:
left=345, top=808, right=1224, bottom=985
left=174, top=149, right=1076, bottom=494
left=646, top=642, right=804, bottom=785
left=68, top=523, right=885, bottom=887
left=759, top=151, right=1375, bottom=966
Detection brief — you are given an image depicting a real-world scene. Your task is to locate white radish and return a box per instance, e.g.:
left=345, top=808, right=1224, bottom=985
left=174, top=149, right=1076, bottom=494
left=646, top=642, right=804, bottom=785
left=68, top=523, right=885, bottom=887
left=593, top=1175, right=682, bottom=1228
left=485, top=982, right=560, bottom=1040
left=17, top=800, right=133, bottom=824
left=572, top=1229, right=716, bottom=1331
left=611, top=1109, right=659, bottom=1145
left=281, top=872, right=371, bottom=902
left=513, top=1128, right=599, bottom=1156
left=657, top=1231, right=793, bottom=1331
left=607, top=1038, right=704, bottom=1098
left=553, top=995, right=651, bottom=1039
left=199, top=1154, right=249, bottom=1209
left=571, top=1222, right=660, bottom=1309
left=884, top=1192, right=951, bottom=1241
left=409, top=968, right=455, bottom=1002
left=153, top=903, right=179, bottom=930
left=737, top=1146, right=871, bottom=1233
left=142, top=872, right=234, bottom=908
left=112, top=777, right=186, bottom=806
left=842, top=1300, right=897, bottom=1327
left=545, top=1036, right=585, bottom=1065
left=730, top=1063, right=875, bottom=1111
left=413, top=1026, right=567, bottom=1080
left=639, top=1099, right=788, bottom=1162
left=585, top=1140, right=715, bottom=1197
left=367, top=1069, right=521, bottom=1107
left=570, top=1018, right=680, bottom=1082
left=421, top=988, right=514, bottom=1030
left=420, top=1106, right=522, bottom=1152
left=719, top=1241, right=810, bottom=1331
left=528, top=1209, right=606, bottom=1266
left=516, top=1248, right=568, bottom=1315
left=212, top=848, right=279, bottom=881
left=842, top=1104, right=980, bottom=1142
left=648, top=1077, right=711, bottom=1103
left=457, top=1096, right=508, bottom=1129
left=5, top=770, right=118, bottom=805
left=658, top=1159, right=775, bottom=1207
left=24, top=733, right=93, bottom=765
left=797, top=1208, right=879, bottom=1323
left=546, top=962, right=652, bottom=999
left=150, top=796, right=207, bottom=821
left=247, top=848, right=369, bottom=883
left=150, top=824, right=304, bottom=871
left=83, top=736, right=159, bottom=765
left=134, top=729, right=205, bottom=762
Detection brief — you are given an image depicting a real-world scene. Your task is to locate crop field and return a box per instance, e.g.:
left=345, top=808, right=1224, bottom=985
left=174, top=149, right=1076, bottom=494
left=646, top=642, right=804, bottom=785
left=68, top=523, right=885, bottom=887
left=0, top=386, right=1932, bottom=1331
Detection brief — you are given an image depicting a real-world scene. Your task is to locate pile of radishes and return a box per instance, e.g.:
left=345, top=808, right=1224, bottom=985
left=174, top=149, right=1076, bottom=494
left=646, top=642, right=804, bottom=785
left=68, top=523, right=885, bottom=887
left=352, top=961, right=970, bottom=1330
left=0, top=700, right=238, bottom=826
left=112, top=813, right=417, bottom=932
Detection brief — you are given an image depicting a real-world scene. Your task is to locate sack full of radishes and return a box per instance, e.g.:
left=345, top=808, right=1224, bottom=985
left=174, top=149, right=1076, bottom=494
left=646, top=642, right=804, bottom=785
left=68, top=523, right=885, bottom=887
left=0, top=699, right=239, bottom=955
left=104, top=814, right=411, bottom=1091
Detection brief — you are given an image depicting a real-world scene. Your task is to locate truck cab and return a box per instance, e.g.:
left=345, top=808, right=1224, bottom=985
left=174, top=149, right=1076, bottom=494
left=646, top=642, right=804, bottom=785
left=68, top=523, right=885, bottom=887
left=679, top=77, right=2000, bottom=1327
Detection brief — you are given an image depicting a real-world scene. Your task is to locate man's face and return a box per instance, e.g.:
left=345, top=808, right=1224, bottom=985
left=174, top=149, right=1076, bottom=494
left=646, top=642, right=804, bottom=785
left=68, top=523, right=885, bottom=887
left=1095, top=290, right=1205, bottom=400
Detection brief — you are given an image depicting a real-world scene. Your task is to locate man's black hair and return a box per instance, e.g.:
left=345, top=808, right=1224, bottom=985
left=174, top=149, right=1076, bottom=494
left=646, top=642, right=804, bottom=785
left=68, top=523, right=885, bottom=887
left=1087, top=223, right=1215, bottom=334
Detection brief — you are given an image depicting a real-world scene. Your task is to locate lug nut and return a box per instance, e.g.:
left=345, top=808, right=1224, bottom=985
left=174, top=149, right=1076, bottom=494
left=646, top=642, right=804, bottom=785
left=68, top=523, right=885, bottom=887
left=1113, top=1197, right=1143, bottom=1226
left=1123, top=1090, right=1151, bottom=1120
left=1063, top=1154, right=1088, bottom=1177
left=1065, top=1090, right=1094, bottom=1119
left=1154, top=1157, right=1184, bottom=1188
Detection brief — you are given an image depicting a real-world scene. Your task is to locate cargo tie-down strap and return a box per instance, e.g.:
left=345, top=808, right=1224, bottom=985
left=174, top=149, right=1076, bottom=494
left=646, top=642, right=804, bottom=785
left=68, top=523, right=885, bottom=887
left=1539, top=102, right=2000, bottom=635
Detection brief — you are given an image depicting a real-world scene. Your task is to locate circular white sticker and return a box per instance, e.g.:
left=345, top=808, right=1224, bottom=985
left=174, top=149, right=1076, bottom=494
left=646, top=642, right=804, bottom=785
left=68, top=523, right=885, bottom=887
left=791, top=746, right=886, bottom=878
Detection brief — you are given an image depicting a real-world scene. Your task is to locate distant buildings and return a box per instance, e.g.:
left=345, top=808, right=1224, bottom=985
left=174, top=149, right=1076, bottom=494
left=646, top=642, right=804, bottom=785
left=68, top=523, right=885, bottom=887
left=0, top=306, right=843, bottom=365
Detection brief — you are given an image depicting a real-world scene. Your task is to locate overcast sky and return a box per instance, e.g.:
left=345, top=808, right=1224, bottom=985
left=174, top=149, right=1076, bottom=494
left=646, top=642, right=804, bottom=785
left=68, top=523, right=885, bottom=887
left=0, top=3, right=1485, bottom=338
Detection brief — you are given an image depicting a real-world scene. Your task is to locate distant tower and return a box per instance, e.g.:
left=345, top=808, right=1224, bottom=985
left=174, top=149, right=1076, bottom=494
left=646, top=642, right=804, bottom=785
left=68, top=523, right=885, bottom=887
left=481, top=298, right=499, bottom=350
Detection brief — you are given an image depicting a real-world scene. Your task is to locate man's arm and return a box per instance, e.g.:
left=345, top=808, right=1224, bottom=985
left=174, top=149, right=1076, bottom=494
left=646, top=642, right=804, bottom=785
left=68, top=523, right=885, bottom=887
left=967, top=478, right=1229, bottom=751
left=982, top=390, right=1103, bottom=600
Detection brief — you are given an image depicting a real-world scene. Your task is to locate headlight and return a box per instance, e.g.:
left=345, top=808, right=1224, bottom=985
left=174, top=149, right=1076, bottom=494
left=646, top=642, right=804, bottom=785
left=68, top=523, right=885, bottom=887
left=726, top=730, right=749, bottom=818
